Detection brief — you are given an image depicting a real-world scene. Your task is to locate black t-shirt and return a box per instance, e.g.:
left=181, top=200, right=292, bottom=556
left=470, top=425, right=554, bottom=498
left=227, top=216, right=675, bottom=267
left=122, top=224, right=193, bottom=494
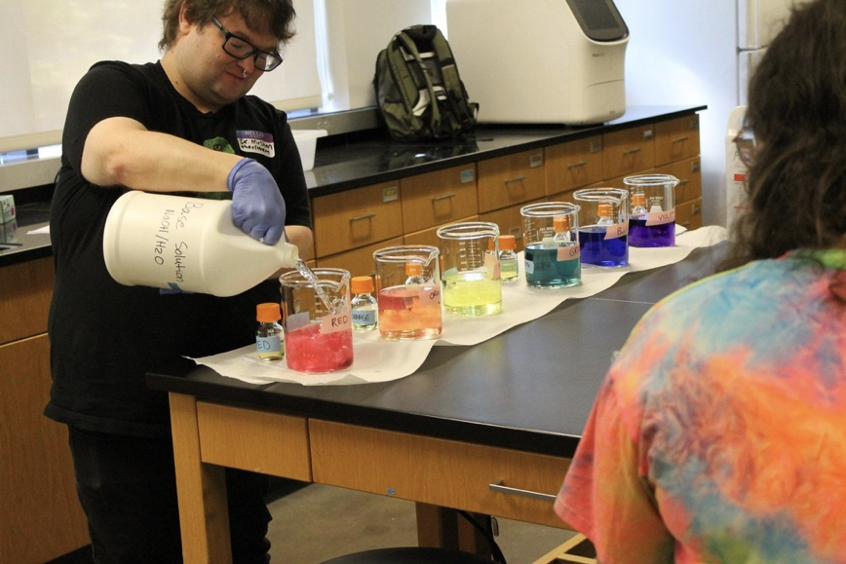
left=45, top=61, right=312, bottom=437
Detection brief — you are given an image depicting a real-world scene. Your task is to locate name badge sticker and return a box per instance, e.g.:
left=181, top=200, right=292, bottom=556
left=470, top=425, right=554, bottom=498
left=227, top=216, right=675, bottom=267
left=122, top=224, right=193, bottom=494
left=236, top=130, right=276, bottom=158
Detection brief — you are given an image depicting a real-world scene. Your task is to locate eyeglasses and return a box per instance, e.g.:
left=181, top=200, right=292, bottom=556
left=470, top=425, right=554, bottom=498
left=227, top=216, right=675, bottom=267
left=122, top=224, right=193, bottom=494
left=733, top=119, right=756, bottom=167
left=211, top=18, right=283, bottom=72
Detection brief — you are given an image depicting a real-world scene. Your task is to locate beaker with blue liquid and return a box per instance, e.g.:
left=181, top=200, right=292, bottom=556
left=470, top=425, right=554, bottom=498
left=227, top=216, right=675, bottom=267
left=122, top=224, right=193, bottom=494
left=573, top=188, right=629, bottom=267
left=520, top=202, right=581, bottom=288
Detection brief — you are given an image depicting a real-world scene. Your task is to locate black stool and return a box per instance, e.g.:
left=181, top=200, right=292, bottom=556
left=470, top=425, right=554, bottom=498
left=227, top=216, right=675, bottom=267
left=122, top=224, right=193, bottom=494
left=320, top=546, right=495, bottom=563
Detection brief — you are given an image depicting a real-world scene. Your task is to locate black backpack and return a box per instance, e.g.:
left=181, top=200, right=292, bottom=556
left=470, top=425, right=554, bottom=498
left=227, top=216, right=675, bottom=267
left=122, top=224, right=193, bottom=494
left=374, top=25, right=479, bottom=143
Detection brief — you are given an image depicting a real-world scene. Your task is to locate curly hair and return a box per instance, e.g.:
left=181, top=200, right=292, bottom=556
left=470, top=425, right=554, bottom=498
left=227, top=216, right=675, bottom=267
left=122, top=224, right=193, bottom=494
left=158, top=0, right=296, bottom=51
left=727, top=0, right=846, bottom=271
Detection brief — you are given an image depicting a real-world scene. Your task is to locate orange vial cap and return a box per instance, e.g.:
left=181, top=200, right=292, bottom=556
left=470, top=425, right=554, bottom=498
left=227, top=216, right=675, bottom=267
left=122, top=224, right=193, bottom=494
left=632, top=193, right=646, bottom=207
left=351, top=275, right=375, bottom=294
left=256, top=302, right=281, bottom=322
left=598, top=203, right=613, bottom=218
left=499, top=234, right=516, bottom=251
left=553, top=215, right=570, bottom=232
left=405, top=262, right=423, bottom=276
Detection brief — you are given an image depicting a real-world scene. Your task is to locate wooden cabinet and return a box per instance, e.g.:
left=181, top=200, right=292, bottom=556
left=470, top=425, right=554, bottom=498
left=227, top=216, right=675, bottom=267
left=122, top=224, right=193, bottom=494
left=544, top=135, right=603, bottom=195
left=312, top=182, right=403, bottom=259
left=308, top=113, right=704, bottom=274
left=0, top=257, right=90, bottom=563
left=654, top=114, right=700, bottom=166
left=310, top=419, right=570, bottom=530
left=477, top=149, right=545, bottom=214
left=602, top=124, right=655, bottom=179
left=316, top=236, right=404, bottom=278
left=400, top=165, right=478, bottom=234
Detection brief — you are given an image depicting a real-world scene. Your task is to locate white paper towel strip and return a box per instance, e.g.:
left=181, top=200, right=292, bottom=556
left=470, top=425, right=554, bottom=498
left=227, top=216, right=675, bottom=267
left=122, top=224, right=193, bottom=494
left=191, top=225, right=727, bottom=386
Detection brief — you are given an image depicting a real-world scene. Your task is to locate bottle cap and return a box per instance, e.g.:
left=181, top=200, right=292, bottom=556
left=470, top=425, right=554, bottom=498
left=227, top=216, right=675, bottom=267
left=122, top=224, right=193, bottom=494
left=499, top=234, right=516, bottom=250
left=405, top=262, right=423, bottom=276
left=256, top=302, right=281, bottom=322
left=553, top=215, right=569, bottom=232
left=351, top=275, right=374, bottom=294
left=632, top=193, right=646, bottom=207
left=598, top=203, right=612, bottom=218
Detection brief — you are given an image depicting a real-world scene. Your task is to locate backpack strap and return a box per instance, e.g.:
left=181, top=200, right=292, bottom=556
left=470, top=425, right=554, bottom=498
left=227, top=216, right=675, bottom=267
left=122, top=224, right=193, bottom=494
left=427, top=28, right=478, bottom=132
left=392, top=30, right=443, bottom=137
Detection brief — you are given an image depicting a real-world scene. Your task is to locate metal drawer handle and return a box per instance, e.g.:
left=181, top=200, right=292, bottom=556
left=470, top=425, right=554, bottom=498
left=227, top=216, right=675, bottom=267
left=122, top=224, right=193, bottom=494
left=350, top=213, right=376, bottom=222
left=432, top=193, right=456, bottom=202
left=622, top=148, right=642, bottom=156
left=678, top=179, right=690, bottom=185
left=568, top=160, right=587, bottom=169
left=672, top=136, right=690, bottom=144
left=489, top=481, right=556, bottom=502
left=504, top=175, right=527, bottom=185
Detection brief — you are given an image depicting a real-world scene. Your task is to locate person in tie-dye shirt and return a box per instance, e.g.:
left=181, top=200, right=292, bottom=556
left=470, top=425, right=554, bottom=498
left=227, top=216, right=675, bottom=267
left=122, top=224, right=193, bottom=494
left=554, top=1, right=846, bottom=561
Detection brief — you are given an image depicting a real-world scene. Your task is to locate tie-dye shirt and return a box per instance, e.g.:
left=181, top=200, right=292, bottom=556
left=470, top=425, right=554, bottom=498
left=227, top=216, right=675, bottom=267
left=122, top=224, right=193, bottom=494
left=555, top=250, right=846, bottom=563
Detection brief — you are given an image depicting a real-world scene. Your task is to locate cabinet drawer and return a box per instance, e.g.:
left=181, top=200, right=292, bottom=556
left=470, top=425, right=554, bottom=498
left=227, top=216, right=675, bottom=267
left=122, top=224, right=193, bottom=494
left=316, top=236, right=404, bottom=279
left=400, top=165, right=478, bottom=233
left=197, top=402, right=311, bottom=481
left=675, top=198, right=703, bottom=230
left=661, top=157, right=702, bottom=204
left=480, top=199, right=543, bottom=251
left=603, top=125, right=655, bottom=179
left=404, top=218, right=478, bottom=249
left=312, top=182, right=403, bottom=258
left=477, top=149, right=546, bottom=214
left=545, top=135, right=603, bottom=194
left=0, top=257, right=54, bottom=344
left=310, top=420, right=571, bottom=529
left=654, top=115, right=700, bottom=166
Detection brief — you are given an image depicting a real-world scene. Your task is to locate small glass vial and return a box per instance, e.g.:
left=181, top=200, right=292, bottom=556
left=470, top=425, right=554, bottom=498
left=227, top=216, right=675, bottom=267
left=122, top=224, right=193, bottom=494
left=498, top=234, right=519, bottom=281
left=553, top=215, right=571, bottom=243
left=256, top=302, right=284, bottom=361
left=405, top=262, right=426, bottom=285
left=350, top=275, right=378, bottom=332
left=630, top=192, right=648, bottom=219
left=597, top=202, right=615, bottom=226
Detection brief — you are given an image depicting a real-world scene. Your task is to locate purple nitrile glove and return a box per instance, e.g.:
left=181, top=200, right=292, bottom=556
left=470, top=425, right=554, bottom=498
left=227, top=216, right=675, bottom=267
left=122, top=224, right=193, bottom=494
left=227, top=158, right=287, bottom=245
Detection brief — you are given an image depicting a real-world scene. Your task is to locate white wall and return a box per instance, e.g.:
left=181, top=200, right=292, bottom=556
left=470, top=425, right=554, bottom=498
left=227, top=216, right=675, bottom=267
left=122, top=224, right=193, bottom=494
left=614, top=0, right=738, bottom=227
left=323, top=0, right=432, bottom=112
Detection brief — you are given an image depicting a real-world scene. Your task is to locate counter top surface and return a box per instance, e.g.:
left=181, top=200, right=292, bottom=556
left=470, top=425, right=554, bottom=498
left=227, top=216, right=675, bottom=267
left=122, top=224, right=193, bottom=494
left=305, top=105, right=706, bottom=197
left=0, top=105, right=706, bottom=267
left=147, top=242, right=726, bottom=458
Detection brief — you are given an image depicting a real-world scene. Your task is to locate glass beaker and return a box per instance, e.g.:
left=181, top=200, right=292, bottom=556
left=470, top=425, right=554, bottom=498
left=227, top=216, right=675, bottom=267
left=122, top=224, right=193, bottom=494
left=624, top=173, right=679, bottom=247
left=436, top=222, right=502, bottom=316
left=279, top=267, right=354, bottom=373
left=573, top=188, right=629, bottom=267
left=373, top=245, right=442, bottom=340
left=520, top=202, right=581, bottom=288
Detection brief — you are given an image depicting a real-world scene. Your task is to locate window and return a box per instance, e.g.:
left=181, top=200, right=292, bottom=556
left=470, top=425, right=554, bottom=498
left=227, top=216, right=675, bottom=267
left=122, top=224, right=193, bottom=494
left=0, top=0, right=321, bottom=155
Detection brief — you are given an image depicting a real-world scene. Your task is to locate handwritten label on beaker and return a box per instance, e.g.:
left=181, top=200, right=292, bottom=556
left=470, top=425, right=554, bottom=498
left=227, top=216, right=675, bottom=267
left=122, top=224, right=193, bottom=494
left=484, top=252, right=500, bottom=280
left=558, top=244, right=580, bottom=261
left=322, top=312, right=352, bottom=333
left=646, top=208, right=676, bottom=226
left=418, top=286, right=441, bottom=306
left=604, top=220, right=629, bottom=240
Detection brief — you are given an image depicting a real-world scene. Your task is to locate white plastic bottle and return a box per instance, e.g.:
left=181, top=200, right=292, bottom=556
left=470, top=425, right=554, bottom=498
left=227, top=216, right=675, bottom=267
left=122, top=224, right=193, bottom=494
left=103, top=191, right=299, bottom=297
left=350, top=275, right=378, bottom=331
